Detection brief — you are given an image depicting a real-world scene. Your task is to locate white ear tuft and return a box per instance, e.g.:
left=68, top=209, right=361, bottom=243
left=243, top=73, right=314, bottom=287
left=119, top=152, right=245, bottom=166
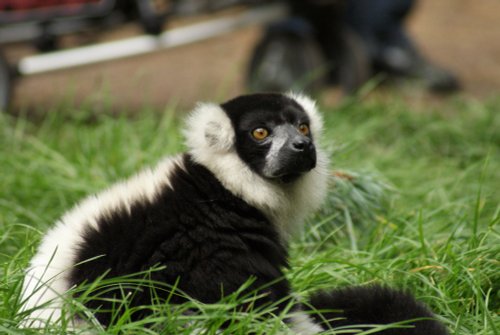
left=286, top=92, right=323, bottom=136
left=184, top=103, right=235, bottom=153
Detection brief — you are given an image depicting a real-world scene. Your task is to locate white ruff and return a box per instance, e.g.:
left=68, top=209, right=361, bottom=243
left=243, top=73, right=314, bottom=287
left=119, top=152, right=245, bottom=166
left=184, top=95, right=329, bottom=240
left=285, top=92, right=324, bottom=138
left=20, top=155, right=184, bottom=328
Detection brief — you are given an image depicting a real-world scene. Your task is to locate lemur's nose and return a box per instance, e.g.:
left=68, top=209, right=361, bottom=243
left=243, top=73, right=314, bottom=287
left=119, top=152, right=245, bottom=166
left=291, top=138, right=312, bottom=152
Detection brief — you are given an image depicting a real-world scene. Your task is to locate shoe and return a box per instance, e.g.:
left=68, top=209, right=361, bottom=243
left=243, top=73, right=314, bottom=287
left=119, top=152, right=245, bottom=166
left=376, top=46, right=460, bottom=93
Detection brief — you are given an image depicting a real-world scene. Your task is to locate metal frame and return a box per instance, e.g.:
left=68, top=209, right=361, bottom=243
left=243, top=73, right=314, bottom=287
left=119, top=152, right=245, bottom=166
left=0, top=1, right=288, bottom=110
left=17, top=3, right=287, bottom=76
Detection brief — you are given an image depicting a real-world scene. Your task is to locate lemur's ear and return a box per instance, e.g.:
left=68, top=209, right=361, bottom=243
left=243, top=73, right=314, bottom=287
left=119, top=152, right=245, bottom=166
left=184, top=103, right=235, bottom=153
left=286, top=92, right=323, bottom=136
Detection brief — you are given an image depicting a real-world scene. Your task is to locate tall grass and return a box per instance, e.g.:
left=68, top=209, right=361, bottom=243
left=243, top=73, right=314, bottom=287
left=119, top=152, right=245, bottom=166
left=0, top=96, right=498, bottom=334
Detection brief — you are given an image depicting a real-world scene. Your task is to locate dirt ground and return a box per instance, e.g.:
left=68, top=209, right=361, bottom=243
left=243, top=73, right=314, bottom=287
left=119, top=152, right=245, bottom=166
left=6, top=0, right=500, bottom=112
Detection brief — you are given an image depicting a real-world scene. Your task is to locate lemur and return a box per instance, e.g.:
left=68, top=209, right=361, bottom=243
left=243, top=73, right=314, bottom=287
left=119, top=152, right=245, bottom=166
left=21, top=93, right=448, bottom=335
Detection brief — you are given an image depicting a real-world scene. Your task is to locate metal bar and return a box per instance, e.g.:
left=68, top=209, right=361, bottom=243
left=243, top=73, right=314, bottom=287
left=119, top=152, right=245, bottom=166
left=17, top=3, right=288, bottom=76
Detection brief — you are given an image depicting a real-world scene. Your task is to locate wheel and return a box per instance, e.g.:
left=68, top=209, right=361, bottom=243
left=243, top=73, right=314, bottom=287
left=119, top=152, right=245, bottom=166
left=247, top=20, right=327, bottom=94
left=336, top=28, right=371, bottom=94
left=0, top=51, right=11, bottom=112
left=136, top=0, right=171, bottom=35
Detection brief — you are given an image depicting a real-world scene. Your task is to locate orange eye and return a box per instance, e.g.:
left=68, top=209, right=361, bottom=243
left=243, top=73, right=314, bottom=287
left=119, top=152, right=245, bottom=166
left=298, top=124, right=310, bottom=136
left=252, top=128, right=269, bottom=140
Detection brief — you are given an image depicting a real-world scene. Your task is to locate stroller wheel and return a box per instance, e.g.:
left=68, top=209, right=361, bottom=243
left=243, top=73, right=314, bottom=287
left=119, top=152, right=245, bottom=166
left=247, top=20, right=327, bottom=94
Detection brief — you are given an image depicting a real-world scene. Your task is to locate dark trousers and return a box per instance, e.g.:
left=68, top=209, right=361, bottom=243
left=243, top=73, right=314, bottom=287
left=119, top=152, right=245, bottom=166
left=346, top=0, right=416, bottom=58
left=288, top=0, right=416, bottom=60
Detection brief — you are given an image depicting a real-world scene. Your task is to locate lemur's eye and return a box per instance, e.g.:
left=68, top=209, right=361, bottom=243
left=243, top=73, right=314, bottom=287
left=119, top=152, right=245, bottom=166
left=298, top=124, right=310, bottom=136
left=252, top=128, right=269, bottom=140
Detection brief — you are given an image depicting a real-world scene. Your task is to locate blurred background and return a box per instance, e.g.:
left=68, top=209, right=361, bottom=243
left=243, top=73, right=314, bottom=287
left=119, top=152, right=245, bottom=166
left=0, top=0, right=499, bottom=113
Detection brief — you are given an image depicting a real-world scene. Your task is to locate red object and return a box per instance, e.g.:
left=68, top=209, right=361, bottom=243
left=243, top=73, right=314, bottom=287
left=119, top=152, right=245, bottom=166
left=0, top=0, right=111, bottom=24
left=0, top=0, right=100, bottom=11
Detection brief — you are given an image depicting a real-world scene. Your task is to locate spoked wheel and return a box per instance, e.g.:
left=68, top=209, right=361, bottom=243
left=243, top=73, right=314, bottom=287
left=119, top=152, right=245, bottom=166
left=247, top=21, right=327, bottom=94
left=247, top=19, right=371, bottom=95
left=335, top=28, right=371, bottom=94
left=136, top=0, right=172, bottom=35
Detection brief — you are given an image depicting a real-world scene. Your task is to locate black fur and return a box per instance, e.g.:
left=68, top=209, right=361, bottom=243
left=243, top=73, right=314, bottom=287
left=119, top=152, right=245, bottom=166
left=307, top=285, right=449, bottom=334
left=68, top=154, right=291, bottom=325
left=221, top=93, right=315, bottom=180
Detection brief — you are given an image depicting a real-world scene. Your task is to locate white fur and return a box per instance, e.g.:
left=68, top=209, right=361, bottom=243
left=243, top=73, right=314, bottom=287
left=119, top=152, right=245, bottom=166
left=289, top=312, right=325, bottom=335
left=185, top=94, right=329, bottom=239
left=262, top=125, right=289, bottom=177
left=286, top=92, right=323, bottom=138
left=20, top=155, right=184, bottom=328
left=183, top=102, right=235, bottom=154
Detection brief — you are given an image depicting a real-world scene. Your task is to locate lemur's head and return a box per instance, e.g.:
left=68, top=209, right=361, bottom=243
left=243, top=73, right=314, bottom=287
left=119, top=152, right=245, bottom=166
left=221, top=93, right=316, bottom=182
left=185, top=93, right=327, bottom=232
left=185, top=92, right=324, bottom=184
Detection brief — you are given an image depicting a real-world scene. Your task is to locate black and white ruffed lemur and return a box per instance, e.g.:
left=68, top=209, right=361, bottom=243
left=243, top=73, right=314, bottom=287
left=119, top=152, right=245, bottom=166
left=20, top=93, right=448, bottom=334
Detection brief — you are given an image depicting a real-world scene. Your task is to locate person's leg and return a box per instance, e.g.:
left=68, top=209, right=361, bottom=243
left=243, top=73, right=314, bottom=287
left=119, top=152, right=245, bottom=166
left=287, top=0, right=371, bottom=92
left=287, top=0, right=346, bottom=65
left=346, top=0, right=415, bottom=60
left=346, top=0, right=459, bottom=92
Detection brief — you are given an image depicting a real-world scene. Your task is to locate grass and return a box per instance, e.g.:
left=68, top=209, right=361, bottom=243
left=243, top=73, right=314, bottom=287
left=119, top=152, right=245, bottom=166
left=0, top=95, right=499, bottom=334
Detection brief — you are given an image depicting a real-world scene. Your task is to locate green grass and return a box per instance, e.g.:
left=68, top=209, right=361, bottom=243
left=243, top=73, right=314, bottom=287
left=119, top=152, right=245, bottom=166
left=0, top=96, right=498, bottom=334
